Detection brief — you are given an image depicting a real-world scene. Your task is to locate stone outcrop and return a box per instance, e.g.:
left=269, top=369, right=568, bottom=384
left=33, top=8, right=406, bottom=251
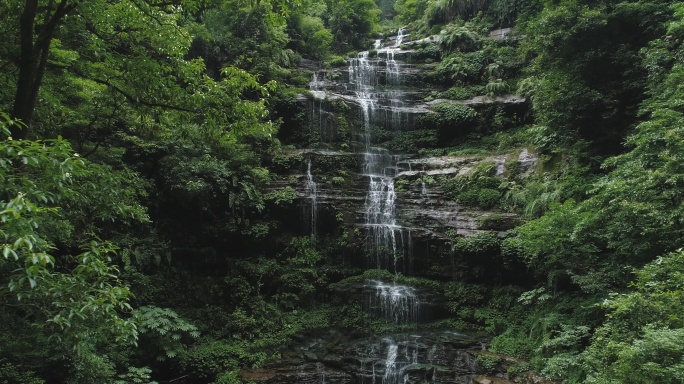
left=241, top=331, right=485, bottom=384
left=287, top=150, right=537, bottom=241
left=240, top=330, right=558, bottom=384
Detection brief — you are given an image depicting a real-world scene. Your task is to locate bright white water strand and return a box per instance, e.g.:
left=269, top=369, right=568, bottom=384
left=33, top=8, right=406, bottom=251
left=309, top=70, right=334, bottom=142
left=309, top=70, right=327, bottom=100
left=381, top=27, right=408, bottom=86
left=349, top=32, right=419, bottom=275
left=306, top=159, right=318, bottom=238
left=383, top=49, right=402, bottom=86
left=311, top=71, right=323, bottom=90
left=395, top=27, right=407, bottom=47
left=371, top=281, right=420, bottom=323
left=383, top=340, right=399, bottom=384
left=358, top=96, right=375, bottom=152
left=365, top=177, right=401, bottom=271
left=349, top=51, right=378, bottom=91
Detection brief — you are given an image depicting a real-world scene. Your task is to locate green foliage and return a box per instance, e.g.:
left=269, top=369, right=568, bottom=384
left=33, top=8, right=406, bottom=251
left=278, top=237, right=326, bottom=303
left=213, top=371, right=241, bottom=384
left=506, top=200, right=601, bottom=287
left=0, top=114, right=159, bottom=382
left=384, top=129, right=438, bottom=152
left=1, top=1, right=683, bottom=384
left=501, top=166, right=589, bottom=217
left=453, top=232, right=501, bottom=255
left=411, top=43, right=442, bottom=62
left=581, top=250, right=684, bottom=383
left=439, top=24, right=481, bottom=54
left=456, top=187, right=500, bottom=208
left=509, top=5, right=684, bottom=299
left=425, top=0, right=495, bottom=27
left=476, top=354, right=501, bottom=373
left=0, top=128, right=139, bottom=335
left=422, top=102, right=478, bottom=140
left=507, top=361, right=531, bottom=378
left=433, top=52, right=486, bottom=83
left=442, top=86, right=477, bottom=100
left=394, top=0, right=430, bottom=24
left=264, top=186, right=298, bottom=206
left=199, top=1, right=291, bottom=79
left=153, top=122, right=276, bottom=242
left=326, top=0, right=381, bottom=52
left=490, top=327, right=536, bottom=358
left=289, top=15, right=333, bottom=60
left=114, top=367, right=158, bottom=384
left=67, top=353, right=116, bottom=384
left=0, top=359, right=44, bottom=384
left=183, top=340, right=254, bottom=380
left=441, top=161, right=505, bottom=208
left=484, top=78, right=511, bottom=96
left=443, top=281, right=488, bottom=312
left=520, top=0, right=672, bottom=154
left=325, top=55, right=348, bottom=67
left=133, top=306, right=200, bottom=361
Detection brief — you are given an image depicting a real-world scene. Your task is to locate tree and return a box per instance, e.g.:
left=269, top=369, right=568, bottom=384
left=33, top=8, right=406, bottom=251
left=325, top=0, right=380, bottom=52
left=0, top=115, right=146, bottom=382
left=582, top=250, right=684, bottom=383
left=1, top=0, right=204, bottom=139
left=9, top=0, right=77, bottom=138
left=520, top=0, right=671, bottom=156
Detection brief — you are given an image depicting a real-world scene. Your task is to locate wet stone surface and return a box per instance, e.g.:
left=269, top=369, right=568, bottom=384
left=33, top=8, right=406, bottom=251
left=241, top=330, right=487, bottom=384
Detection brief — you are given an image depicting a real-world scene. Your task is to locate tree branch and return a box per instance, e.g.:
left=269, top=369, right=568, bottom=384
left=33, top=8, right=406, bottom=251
left=88, top=77, right=194, bottom=113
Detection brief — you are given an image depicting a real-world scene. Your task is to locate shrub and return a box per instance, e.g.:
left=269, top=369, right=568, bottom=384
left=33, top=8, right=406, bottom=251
left=477, top=188, right=501, bottom=209
left=325, top=56, right=347, bottom=67
left=439, top=24, right=480, bottom=54
left=433, top=51, right=486, bottom=83
left=476, top=355, right=501, bottom=374
left=443, top=86, right=477, bottom=100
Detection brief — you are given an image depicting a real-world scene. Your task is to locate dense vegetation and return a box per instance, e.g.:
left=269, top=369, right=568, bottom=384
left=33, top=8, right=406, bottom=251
left=1, top=0, right=683, bottom=383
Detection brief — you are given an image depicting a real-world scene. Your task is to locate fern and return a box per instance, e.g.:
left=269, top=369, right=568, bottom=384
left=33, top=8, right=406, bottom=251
left=133, top=306, right=200, bottom=362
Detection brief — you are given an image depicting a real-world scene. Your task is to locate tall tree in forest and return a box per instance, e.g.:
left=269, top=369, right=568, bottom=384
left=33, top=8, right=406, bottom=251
left=10, top=0, right=77, bottom=138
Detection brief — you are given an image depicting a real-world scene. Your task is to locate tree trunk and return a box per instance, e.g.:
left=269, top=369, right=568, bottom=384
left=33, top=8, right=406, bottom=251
left=10, top=0, right=75, bottom=139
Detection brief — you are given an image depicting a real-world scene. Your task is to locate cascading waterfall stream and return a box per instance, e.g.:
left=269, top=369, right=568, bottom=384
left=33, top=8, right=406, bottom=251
left=383, top=340, right=399, bottom=384
left=305, top=158, right=318, bottom=238
left=307, top=28, right=424, bottom=327
left=347, top=28, right=424, bottom=327
left=310, top=70, right=334, bottom=141
left=338, top=44, right=431, bottom=383
left=349, top=29, right=410, bottom=275
left=367, top=280, right=419, bottom=324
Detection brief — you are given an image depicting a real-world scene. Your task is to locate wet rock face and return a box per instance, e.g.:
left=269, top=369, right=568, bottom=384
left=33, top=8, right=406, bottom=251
left=241, top=331, right=487, bottom=384
left=330, top=279, right=450, bottom=323
left=291, top=150, right=536, bottom=243
left=257, top=28, right=549, bottom=384
left=241, top=331, right=560, bottom=384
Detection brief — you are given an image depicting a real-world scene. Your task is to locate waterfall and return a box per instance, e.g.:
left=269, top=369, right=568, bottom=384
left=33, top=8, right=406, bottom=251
left=306, top=158, right=318, bottom=238
left=307, top=30, right=427, bottom=327
left=310, top=69, right=327, bottom=98
left=309, top=70, right=334, bottom=142
left=348, top=29, right=426, bottom=327
left=371, top=337, right=432, bottom=384
left=383, top=339, right=399, bottom=384
left=349, top=31, right=412, bottom=274
left=367, top=280, right=419, bottom=324
left=395, top=27, right=407, bottom=47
